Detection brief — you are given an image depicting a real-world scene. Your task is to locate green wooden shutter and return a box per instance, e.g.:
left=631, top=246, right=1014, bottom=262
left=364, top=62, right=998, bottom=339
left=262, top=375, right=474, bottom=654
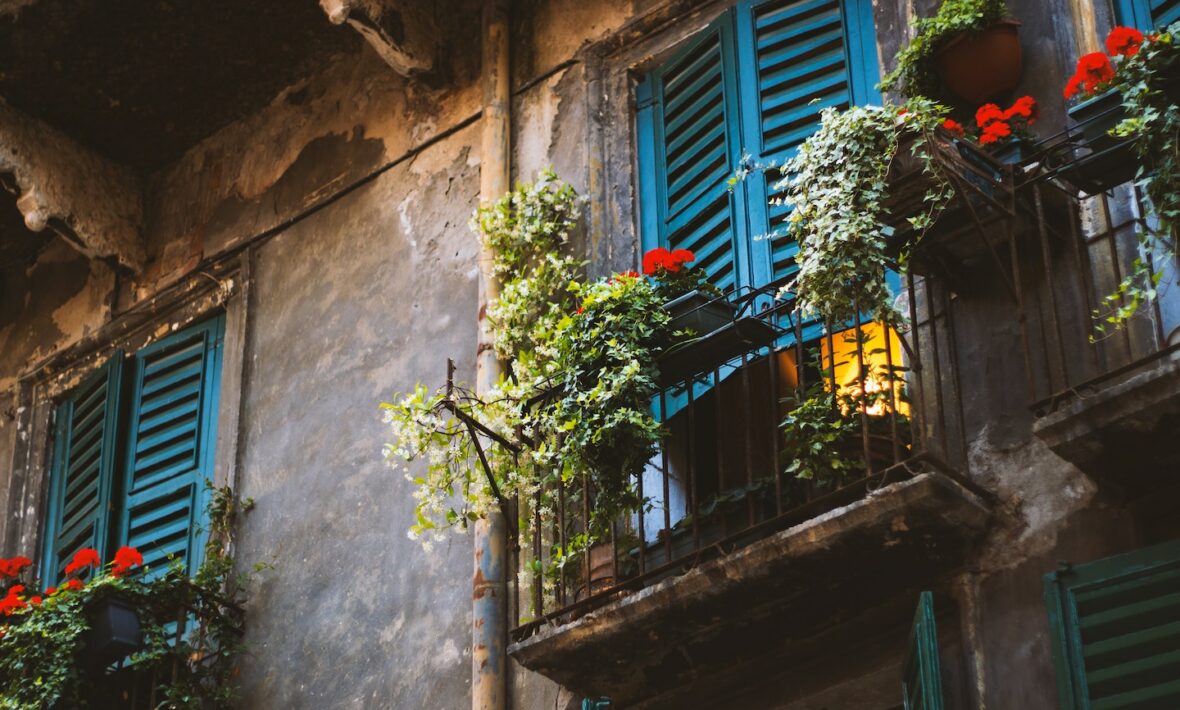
left=1043, top=539, right=1180, bottom=710
left=1115, top=0, right=1180, bottom=29
left=42, top=356, right=124, bottom=583
left=636, top=13, right=748, bottom=293
left=118, top=316, right=225, bottom=576
left=735, top=0, right=881, bottom=287
left=902, top=591, right=945, bottom=710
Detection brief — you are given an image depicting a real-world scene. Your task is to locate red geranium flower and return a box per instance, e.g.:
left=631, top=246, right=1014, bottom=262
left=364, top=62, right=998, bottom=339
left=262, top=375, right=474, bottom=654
left=941, top=119, right=965, bottom=137
left=975, top=103, right=1005, bottom=127
left=111, top=546, right=143, bottom=577
left=1072, top=52, right=1116, bottom=96
left=1004, top=96, right=1039, bottom=125
left=65, top=579, right=83, bottom=592
left=575, top=306, right=585, bottom=315
left=642, top=247, right=671, bottom=275
left=44, top=586, right=56, bottom=596
left=1106, top=26, right=1145, bottom=57
left=0, top=556, right=31, bottom=579
left=63, top=547, right=100, bottom=576
left=619, top=270, right=640, bottom=279
left=669, top=249, right=695, bottom=266
left=979, top=120, right=1013, bottom=145
left=1064, top=74, right=1084, bottom=99
left=29, top=596, right=41, bottom=606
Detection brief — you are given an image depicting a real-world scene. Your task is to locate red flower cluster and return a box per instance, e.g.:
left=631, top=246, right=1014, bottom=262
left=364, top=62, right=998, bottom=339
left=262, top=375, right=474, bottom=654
left=63, top=547, right=100, bottom=576
left=0, top=585, right=26, bottom=616
left=1063, top=26, right=1150, bottom=100
left=1064, top=52, right=1116, bottom=99
left=941, top=119, right=965, bottom=137
left=0, top=556, right=31, bottom=579
left=0, top=546, right=143, bottom=617
left=973, top=96, right=1038, bottom=146
left=1106, top=26, right=1146, bottom=57
left=642, top=247, right=695, bottom=276
left=112, top=546, right=144, bottom=577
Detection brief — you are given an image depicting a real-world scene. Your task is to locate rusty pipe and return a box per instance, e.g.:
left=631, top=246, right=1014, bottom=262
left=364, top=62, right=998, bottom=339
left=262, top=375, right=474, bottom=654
left=473, top=0, right=510, bottom=709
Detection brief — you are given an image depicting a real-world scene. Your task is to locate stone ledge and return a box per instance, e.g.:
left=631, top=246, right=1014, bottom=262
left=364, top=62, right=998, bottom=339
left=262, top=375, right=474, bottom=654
left=508, top=472, right=990, bottom=705
left=1033, top=358, right=1180, bottom=489
left=0, top=101, right=145, bottom=271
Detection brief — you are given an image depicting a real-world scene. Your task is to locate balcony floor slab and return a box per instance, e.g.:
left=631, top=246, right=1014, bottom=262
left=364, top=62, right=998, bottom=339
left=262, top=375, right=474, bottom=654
left=508, top=472, right=990, bottom=706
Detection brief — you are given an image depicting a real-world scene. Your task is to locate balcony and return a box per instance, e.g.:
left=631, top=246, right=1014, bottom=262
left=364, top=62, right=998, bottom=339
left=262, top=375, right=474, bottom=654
left=1009, top=152, right=1180, bottom=491
left=505, top=277, right=992, bottom=704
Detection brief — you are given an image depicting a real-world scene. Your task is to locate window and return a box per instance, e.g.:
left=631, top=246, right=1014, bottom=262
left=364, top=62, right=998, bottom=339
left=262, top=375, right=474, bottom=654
left=635, top=0, right=880, bottom=293
left=41, top=316, right=226, bottom=584
left=1042, top=538, right=1180, bottom=709
left=1114, top=0, right=1180, bottom=30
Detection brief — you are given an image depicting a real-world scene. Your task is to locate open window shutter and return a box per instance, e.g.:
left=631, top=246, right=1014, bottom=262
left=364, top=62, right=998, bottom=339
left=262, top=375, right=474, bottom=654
left=902, top=591, right=945, bottom=710
left=636, top=13, right=748, bottom=293
left=118, top=316, right=224, bottom=577
left=1115, top=0, right=1180, bottom=28
left=734, top=0, right=880, bottom=287
left=1043, top=539, right=1180, bottom=710
left=42, top=356, right=124, bottom=583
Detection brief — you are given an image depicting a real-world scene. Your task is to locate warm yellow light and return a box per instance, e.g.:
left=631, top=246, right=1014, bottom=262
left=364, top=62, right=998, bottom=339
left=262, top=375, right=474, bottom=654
left=820, top=322, right=911, bottom=418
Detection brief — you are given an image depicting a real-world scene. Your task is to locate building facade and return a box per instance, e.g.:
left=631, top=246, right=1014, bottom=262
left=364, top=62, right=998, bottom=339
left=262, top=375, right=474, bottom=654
left=0, top=0, right=1177, bottom=707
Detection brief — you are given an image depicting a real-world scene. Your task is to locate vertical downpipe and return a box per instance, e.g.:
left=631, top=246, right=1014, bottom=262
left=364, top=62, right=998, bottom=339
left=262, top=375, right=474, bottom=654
left=473, top=1, right=510, bottom=709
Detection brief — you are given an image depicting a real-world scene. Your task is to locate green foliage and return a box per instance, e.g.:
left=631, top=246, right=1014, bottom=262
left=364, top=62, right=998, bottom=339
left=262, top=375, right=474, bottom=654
left=880, top=0, right=1010, bottom=99
left=1094, top=24, right=1180, bottom=335
left=0, top=485, right=255, bottom=709
left=383, top=170, right=685, bottom=593
left=777, top=98, right=953, bottom=323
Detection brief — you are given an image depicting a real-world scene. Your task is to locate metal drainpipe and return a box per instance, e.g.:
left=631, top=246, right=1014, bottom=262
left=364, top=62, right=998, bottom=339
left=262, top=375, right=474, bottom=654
left=473, top=0, right=510, bottom=709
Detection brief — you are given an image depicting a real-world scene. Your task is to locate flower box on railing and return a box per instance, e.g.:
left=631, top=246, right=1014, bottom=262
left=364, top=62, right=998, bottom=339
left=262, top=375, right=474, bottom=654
left=663, top=289, right=736, bottom=336
left=884, top=129, right=1014, bottom=278
left=83, top=596, right=144, bottom=669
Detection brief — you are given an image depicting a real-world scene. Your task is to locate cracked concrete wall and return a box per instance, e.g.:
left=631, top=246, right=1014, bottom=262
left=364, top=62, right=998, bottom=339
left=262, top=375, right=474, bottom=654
left=0, top=100, right=145, bottom=270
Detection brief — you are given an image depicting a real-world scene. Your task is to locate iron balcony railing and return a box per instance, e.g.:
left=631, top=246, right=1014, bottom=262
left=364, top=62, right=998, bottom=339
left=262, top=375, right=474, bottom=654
left=1013, top=137, right=1180, bottom=414
left=510, top=270, right=977, bottom=639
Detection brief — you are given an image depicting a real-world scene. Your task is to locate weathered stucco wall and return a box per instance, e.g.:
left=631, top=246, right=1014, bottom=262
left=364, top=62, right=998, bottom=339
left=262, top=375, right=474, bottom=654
left=1, top=0, right=1177, bottom=708
left=232, top=130, right=482, bottom=708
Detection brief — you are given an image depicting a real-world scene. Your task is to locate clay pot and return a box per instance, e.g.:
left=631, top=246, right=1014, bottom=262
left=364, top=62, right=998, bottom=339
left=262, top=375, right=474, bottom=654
left=935, top=20, right=1023, bottom=104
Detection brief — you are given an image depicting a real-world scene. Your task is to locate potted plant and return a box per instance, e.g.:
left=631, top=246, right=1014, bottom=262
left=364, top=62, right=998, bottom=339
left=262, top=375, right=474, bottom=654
left=1061, top=24, right=1180, bottom=336
left=881, top=0, right=1020, bottom=104
left=643, top=247, right=734, bottom=335
left=1063, top=25, right=1180, bottom=194
left=0, top=487, right=254, bottom=709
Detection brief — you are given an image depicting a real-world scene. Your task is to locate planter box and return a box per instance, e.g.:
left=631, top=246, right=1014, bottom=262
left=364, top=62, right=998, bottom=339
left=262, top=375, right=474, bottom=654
left=1062, top=91, right=1138, bottom=195
left=1063, top=67, right=1180, bottom=195
left=657, top=316, right=780, bottom=387
left=84, top=596, right=143, bottom=668
left=885, top=129, right=1013, bottom=277
left=663, top=290, right=735, bottom=336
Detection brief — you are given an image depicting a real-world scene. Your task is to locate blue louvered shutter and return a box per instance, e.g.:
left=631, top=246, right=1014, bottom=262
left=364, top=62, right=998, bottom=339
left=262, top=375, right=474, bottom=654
left=902, top=591, right=946, bottom=710
left=118, top=316, right=224, bottom=577
left=1115, top=0, right=1180, bottom=29
left=1043, top=539, right=1180, bottom=710
left=636, top=13, right=749, bottom=293
left=42, top=356, right=124, bottom=583
left=735, top=0, right=881, bottom=287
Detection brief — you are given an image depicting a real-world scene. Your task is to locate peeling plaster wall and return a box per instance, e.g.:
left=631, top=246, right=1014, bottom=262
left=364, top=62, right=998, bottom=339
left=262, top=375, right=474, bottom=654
left=0, top=238, right=113, bottom=390
left=0, top=100, right=145, bottom=270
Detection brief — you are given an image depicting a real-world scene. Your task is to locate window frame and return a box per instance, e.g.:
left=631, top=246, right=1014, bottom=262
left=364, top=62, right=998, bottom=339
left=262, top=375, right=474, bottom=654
left=39, top=314, right=227, bottom=583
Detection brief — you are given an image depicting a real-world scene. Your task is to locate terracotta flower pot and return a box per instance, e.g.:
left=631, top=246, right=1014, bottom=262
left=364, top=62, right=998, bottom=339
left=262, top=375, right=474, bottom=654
left=935, top=20, right=1023, bottom=105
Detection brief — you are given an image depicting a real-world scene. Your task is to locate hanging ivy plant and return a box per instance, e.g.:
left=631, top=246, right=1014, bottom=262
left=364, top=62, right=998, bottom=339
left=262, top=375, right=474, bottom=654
left=776, top=98, right=954, bottom=324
